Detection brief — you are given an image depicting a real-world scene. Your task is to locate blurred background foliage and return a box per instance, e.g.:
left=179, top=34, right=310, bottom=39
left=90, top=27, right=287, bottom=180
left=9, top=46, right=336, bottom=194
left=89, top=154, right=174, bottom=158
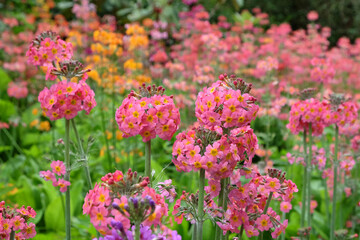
left=2, top=0, right=360, bottom=46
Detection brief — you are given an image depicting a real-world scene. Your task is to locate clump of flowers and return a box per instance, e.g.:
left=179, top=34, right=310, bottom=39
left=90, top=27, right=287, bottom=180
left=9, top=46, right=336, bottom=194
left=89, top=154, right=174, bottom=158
left=26, top=30, right=73, bottom=66
left=195, top=74, right=258, bottom=130
left=39, top=160, right=70, bottom=192
left=115, top=84, right=180, bottom=142
left=83, top=169, right=176, bottom=237
left=37, top=60, right=96, bottom=120
left=0, top=201, right=37, bottom=239
left=310, top=57, right=335, bottom=84
left=287, top=88, right=326, bottom=135
left=217, top=168, right=297, bottom=238
left=7, top=81, right=28, bottom=99
left=172, top=125, right=258, bottom=179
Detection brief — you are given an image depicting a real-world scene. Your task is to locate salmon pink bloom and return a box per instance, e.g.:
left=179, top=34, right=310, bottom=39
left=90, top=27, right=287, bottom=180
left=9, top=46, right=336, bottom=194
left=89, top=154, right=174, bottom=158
left=57, top=179, right=71, bottom=192
left=256, top=214, right=273, bottom=231
left=50, top=160, right=66, bottom=176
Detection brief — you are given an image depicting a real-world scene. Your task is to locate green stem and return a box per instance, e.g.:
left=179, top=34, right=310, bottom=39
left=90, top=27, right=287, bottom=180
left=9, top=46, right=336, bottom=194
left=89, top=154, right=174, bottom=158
left=301, top=129, right=308, bottom=228
left=3, top=128, right=25, bottom=155
left=281, top=211, right=286, bottom=240
left=135, top=222, right=140, bottom=240
left=70, top=119, right=93, bottom=189
left=197, top=169, right=205, bottom=240
left=192, top=223, right=198, bottom=240
left=330, top=125, right=339, bottom=240
left=64, top=119, right=71, bottom=240
left=100, top=87, right=112, bottom=170
left=10, top=230, right=15, bottom=240
left=215, top=178, right=226, bottom=240
left=239, top=225, right=244, bottom=240
left=307, top=124, right=313, bottom=228
left=145, top=140, right=152, bottom=183
left=259, top=192, right=273, bottom=240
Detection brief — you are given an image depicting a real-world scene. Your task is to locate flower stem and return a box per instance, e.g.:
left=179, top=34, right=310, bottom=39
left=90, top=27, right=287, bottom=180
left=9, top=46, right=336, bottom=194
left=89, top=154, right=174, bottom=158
left=215, top=178, right=226, bottom=240
left=10, top=230, right=15, bottom=240
left=192, top=223, right=198, bottom=240
left=135, top=222, right=140, bottom=240
left=301, top=129, right=308, bottom=228
left=64, top=119, right=71, bottom=240
left=330, top=124, right=339, bottom=240
left=307, top=123, right=313, bottom=228
left=259, top=192, right=273, bottom=240
left=239, top=225, right=244, bottom=240
left=145, top=140, right=151, bottom=184
left=70, top=119, right=93, bottom=189
left=197, top=169, right=205, bottom=240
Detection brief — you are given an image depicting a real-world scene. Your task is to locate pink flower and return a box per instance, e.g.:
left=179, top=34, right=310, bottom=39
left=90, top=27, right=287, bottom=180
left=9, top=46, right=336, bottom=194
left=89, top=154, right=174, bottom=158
left=50, top=160, right=66, bottom=176
left=21, top=222, right=36, bottom=238
left=90, top=206, right=109, bottom=227
left=57, top=178, right=71, bottom=192
left=280, top=201, right=292, bottom=213
left=39, top=170, right=57, bottom=183
left=307, top=11, right=319, bottom=21
left=256, top=214, right=273, bottom=231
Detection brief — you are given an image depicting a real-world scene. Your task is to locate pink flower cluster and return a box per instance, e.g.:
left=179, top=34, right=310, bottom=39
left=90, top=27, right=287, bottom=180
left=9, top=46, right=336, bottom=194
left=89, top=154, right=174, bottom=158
left=0, top=201, right=37, bottom=240
left=217, top=169, right=297, bottom=238
left=83, top=169, right=169, bottom=236
left=26, top=31, right=73, bottom=66
left=310, top=58, right=335, bottom=84
left=115, top=85, right=180, bottom=142
left=172, top=126, right=258, bottom=179
left=7, top=81, right=28, bottom=99
left=38, top=80, right=96, bottom=120
left=39, top=160, right=70, bottom=192
left=287, top=146, right=326, bottom=170
left=287, top=98, right=327, bottom=135
left=195, top=79, right=258, bottom=130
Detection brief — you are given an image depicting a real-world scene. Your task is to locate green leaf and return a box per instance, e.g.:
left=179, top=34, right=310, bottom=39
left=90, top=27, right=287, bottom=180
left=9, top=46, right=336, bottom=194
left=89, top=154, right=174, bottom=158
left=44, top=196, right=65, bottom=231
left=0, top=100, right=16, bottom=121
left=0, top=68, right=11, bottom=91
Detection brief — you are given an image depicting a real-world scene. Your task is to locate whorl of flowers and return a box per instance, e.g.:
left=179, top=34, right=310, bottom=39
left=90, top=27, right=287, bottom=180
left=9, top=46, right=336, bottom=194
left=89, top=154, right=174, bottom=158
left=310, top=57, right=335, bottom=84
left=172, top=125, right=258, bottom=179
left=323, top=93, right=358, bottom=127
left=39, top=160, right=70, bottom=192
left=216, top=168, right=298, bottom=238
left=83, top=169, right=169, bottom=236
left=26, top=31, right=73, bottom=66
left=115, top=84, right=180, bottom=142
left=0, top=201, right=37, bottom=239
left=7, top=81, right=28, bottom=99
left=195, top=73, right=258, bottom=130
left=37, top=60, right=96, bottom=121
left=287, top=88, right=326, bottom=136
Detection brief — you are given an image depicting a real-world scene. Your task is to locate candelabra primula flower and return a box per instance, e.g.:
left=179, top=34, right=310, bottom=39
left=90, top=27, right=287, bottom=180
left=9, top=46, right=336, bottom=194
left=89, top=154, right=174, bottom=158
left=172, top=125, right=258, bottom=179
left=216, top=168, right=297, bottom=236
left=7, top=81, right=28, bottom=99
left=38, top=60, right=96, bottom=121
left=195, top=74, right=258, bottom=130
left=0, top=201, right=37, bottom=239
left=115, top=84, right=180, bottom=142
left=40, top=160, right=70, bottom=192
left=26, top=31, right=73, bottom=66
left=84, top=169, right=172, bottom=236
